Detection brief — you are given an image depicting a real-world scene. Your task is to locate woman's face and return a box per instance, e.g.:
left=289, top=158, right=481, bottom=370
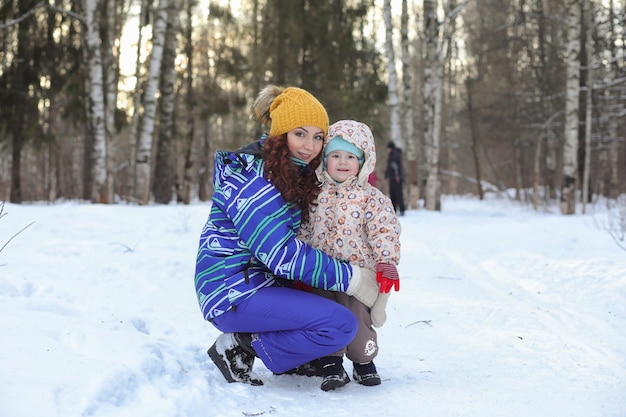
left=286, top=126, right=325, bottom=164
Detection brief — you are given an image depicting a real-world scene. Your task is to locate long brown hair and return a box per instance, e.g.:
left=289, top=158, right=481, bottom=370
left=263, top=135, right=322, bottom=224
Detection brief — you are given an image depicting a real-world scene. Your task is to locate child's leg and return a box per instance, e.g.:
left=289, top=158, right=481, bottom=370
left=335, top=293, right=379, bottom=364
left=211, top=286, right=357, bottom=374
left=335, top=293, right=382, bottom=386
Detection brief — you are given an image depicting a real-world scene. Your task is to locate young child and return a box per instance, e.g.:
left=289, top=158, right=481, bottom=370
left=298, top=119, right=401, bottom=391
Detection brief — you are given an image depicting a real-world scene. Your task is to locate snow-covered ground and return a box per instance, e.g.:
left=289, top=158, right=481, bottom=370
left=1, top=195, right=625, bottom=417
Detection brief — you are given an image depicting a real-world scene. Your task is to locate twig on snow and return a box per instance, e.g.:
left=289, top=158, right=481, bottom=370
left=406, top=320, right=433, bottom=328
left=111, top=242, right=136, bottom=253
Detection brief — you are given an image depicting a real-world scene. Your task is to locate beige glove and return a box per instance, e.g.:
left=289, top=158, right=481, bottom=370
left=370, top=292, right=391, bottom=327
left=345, top=266, right=378, bottom=308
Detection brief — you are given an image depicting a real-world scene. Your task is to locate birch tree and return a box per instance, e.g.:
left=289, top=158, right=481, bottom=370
left=101, top=0, right=121, bottom=203
left=135, top=0, right=169, bottom=204
left=153, top=3, right=180, bottom=204
left=560, top=0, right=582, bottom=215
left=605, top=0, right=623, bottom=199
left=422, top=0, right=441, bottom=211
left=401, top=0, right=417, bottom=209
left=384, top=0, right=401, bottom=148
left=127, top=0, right=149, bottom=200
left=83, top=0, right=108, bottom=203
left=422, top=0, right=462, bottom=210
left=102, top=0, right=118, bottom=144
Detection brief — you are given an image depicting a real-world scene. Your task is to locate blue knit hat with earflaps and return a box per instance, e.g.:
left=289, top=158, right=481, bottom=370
left=324, top=137, right=364, bottom=159
left=323, top=137, right=365, bottom=170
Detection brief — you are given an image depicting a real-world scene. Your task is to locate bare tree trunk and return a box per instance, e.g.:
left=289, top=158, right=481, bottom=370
left=546, top=136, right=558, bottom=199
left=251, top=0, right=263, bottom=102
left=400, top=0, right=417, bottom=208
left=383, top=0, right=401, bottom=148
left=581, top=1, right=593, bottom=214
left=135, top=0, right=169, bottom=204
left=198, top=118, right=213, bottom=202
left=46, top=91, right=62, bottom=202
left=423, top=0, right=440, bottom=211
left=101, top=0, right=120, bottom=203
left=10, top=128, right=24, bottom=203
left=82, top=39, right=94, bottom=201
left=513, top=136, right=523, bottom=201
left=153, top=4, right=179, bottom=204
left=560, top=0, right=582, bottom=215
left=532, top=131, right=544, bottom=210
left=465, top=79, right=484, bottom=200
left=7, top=0, right=38, bottom=203
left=443, top=35, right=458, bottom=197
left=128, top=0, right=149, bottom=200
left=607, top=0, right=622, bottom=199
left=410, top=31, right=424, bottom=207
left=608, top=122, right=620, bottom=198
left=83, top=0, right=108, bottom=203
left=443, top=0, right=458, bottom=197
left=180, top=0, right=196, bottom=204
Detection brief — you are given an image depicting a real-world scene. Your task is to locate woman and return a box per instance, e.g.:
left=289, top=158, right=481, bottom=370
left=194, top=85, right=377, bottom=389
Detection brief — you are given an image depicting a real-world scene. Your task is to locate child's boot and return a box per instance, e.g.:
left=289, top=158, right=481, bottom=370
left=319, top=356, right=350, bottom=391
left=352, top=361, right=381, bottom=386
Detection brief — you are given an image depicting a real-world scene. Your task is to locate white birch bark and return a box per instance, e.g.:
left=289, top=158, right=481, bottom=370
left=423, top=0, right=440, bottom=211
left=83, top=0, right=108, bottom=203
left=560, top=0, right=581, bottom=215
left=607, top=0, right=621, bottom=199
left=128, top=0, right=149, bottom=199
left=383, top=0, right=401, bottom=148
left=135, top=0, right=169, bottom=204
left=423, top=0, right=462, bottom=211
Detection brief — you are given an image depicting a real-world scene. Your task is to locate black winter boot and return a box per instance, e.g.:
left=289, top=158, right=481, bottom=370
left=275, top=358, right=323, bottom=377
left=319, top=356, right=350, bottom=391
left=352, top=361, right=381, bottom=386
left=207, top=333, right=263, bottom=386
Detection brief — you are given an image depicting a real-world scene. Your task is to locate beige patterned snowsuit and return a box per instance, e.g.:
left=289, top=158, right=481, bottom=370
left=298, top=119, right=401, bottom=364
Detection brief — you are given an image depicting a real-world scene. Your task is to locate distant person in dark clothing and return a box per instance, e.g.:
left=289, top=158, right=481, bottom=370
left=385, top=141, right=405, bottom=216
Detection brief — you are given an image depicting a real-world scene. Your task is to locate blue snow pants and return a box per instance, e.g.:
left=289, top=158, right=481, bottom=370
left=210, top=286, right=358, bottom=374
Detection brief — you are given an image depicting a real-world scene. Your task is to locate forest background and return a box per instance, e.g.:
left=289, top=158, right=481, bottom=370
left=0, top=0, right=624, bottom=215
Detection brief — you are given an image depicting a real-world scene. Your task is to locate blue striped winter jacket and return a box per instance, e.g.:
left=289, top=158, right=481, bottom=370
left=194, top=140, right=354, bottom=320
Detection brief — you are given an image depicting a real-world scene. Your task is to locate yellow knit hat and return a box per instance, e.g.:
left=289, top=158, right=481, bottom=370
left=268, top=87, right=329, bottom=137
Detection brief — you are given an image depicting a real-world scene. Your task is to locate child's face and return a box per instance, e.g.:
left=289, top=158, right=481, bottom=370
left=326, top=150, right=361, bottom=183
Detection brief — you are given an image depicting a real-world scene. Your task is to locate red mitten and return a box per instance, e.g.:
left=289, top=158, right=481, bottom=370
left=375, top=263, right=400, bottom=293
left=293, top=280, right=313, bottom=292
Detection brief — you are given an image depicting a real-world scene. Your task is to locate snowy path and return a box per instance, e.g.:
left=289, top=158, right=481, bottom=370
left=1, top=198, right=624, bottom=417
left=396, top=206, right=626, bottom=417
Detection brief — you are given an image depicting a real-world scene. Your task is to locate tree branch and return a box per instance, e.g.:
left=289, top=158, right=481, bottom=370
left=0, top=202, right=35, bottom=256
left=0, top=1, right=85, bottom=31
